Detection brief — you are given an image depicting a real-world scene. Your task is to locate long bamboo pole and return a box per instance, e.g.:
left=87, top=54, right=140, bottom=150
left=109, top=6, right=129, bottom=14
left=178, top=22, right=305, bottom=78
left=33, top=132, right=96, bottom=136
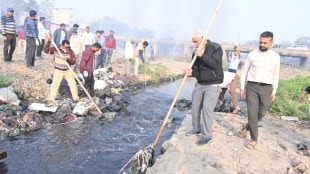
left=152, top=0, right=223, bottom=147
left=47, top=36, right=103, bottom=116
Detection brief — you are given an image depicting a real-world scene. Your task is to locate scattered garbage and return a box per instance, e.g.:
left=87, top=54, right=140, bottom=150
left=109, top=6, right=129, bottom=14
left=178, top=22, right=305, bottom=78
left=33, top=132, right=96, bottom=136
left=0, top=87, right=20, bottom=106
left=174, top=99, right=192, bottom=111
left=28, top=103, right=58, bottom=112
left=280, top=116, right=299, bottom=121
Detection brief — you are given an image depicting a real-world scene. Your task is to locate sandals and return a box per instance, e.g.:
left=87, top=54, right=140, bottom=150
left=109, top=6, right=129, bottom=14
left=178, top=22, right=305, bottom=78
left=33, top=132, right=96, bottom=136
left=246, top=141, right=257, bottom=150
left=238, top=124, right=248, bottom=138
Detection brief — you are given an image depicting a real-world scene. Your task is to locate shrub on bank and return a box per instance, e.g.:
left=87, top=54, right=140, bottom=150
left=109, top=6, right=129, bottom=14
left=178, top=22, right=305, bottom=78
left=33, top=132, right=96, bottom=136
left=139, top=63, right=170, bottom=83
left=0, top=75, right=12, bottom=88
left=269, top=76, right=310, bottom=119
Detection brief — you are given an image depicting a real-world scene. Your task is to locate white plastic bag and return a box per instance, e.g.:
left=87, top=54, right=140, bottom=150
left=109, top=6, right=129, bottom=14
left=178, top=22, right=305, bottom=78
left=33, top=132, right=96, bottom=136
left=0, top=87, right=20, bottom=106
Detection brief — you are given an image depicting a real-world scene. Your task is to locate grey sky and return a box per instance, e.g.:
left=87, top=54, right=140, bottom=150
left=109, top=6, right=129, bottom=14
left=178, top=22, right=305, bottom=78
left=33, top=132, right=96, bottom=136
left=54, top=0, right=309, bottom=44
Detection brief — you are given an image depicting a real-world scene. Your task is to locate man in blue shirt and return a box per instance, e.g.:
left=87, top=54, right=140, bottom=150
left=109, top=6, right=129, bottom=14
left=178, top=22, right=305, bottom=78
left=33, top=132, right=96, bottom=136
left=24, top=10, right=38, bottom=68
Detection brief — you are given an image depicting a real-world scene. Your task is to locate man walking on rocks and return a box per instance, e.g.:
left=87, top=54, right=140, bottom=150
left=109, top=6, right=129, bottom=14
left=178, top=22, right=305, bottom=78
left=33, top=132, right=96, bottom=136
left=185, top=30, right=223, bottom=145
left=239, top=31, right=280, bottom=149
left=1, top=7, right=17, bottom=62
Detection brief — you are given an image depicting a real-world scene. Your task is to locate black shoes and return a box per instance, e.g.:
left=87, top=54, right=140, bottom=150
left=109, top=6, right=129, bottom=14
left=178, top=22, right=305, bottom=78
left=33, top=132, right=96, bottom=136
left=196, top=136, right=212, bottom=145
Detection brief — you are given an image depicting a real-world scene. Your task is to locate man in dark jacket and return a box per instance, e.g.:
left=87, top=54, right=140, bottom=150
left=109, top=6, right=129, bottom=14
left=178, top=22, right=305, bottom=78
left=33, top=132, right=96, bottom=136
left=80, top=43, right=101, bottom=96
left=53, top=23, right=68, bottom=47
left=185, top=30, right=224, bottom=145
left=24, top=10, right=38, bottom=68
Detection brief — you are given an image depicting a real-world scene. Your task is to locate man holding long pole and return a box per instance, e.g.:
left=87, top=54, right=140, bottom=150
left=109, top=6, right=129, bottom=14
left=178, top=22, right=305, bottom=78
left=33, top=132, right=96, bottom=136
left=185, top=30, right=224, bottom=145
left=44, top=38, right=79, bottom=104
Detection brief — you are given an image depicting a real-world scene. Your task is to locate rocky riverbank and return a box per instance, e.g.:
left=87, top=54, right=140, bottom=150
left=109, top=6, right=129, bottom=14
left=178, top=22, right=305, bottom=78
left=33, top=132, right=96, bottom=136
left=0, top=52, right=190, bottom=102
left=145, top=67, right=310, bottom=174
left=147, top=112, right=310, bottom=174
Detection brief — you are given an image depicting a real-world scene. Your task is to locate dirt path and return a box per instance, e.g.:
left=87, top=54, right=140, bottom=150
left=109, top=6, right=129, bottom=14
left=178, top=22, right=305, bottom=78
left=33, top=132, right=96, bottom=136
left=147, top=113, right=310, bottom=174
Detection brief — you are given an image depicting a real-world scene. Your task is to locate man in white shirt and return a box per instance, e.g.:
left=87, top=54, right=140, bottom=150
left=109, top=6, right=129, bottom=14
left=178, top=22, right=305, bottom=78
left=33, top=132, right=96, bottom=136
left=69, top=28, right=84, bottom=72
left=83, top=26, right=95, bottom=49
left=124, top=39, right=134, bottom=76
left=36, top=17, right=45, bottom=58
left=239, top=31, right=280, bottom=150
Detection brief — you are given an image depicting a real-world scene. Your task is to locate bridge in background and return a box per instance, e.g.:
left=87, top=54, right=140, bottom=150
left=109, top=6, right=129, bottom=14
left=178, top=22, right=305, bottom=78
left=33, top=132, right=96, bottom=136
left=116, top=36, right=310, bottom=69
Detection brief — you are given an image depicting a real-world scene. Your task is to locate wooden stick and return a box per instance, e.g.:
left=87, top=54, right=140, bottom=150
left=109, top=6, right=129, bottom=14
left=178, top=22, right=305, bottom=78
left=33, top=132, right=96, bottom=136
left=153, top=0, right=224, bottom=147
left=48, top=37, right=103, bottom=116
left=144, top=48, right=146, bottom=87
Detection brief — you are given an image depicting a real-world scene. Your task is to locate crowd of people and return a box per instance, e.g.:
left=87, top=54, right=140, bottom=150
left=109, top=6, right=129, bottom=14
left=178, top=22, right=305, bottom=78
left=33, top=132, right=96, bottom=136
left=0, top=7, right=149, bottom=105
left=1, top=7, right=309, bottom=151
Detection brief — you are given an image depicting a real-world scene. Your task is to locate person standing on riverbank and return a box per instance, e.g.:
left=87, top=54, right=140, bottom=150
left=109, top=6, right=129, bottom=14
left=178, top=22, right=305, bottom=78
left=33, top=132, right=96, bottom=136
left=95, top=30, right=106, bottom=69
left=124, top=39, right=134, bottom=76
left=239, top=31, right=280, bottom=150
left=185, top=30, right=223, bottom=145
left=36, top=17, right=45, bottom=59
left=1, top=7, right=17, bottom=62
left=104, top=30, right=116, bottom=66
left=17, top=26, right=26, bottom=56
left=133, top=41, right=148, bottom=76
left=228, top=46, right=242, bottom=113
left=24, top=10, right=38, bottom=68
left=53, top=23, right=68, bottom=47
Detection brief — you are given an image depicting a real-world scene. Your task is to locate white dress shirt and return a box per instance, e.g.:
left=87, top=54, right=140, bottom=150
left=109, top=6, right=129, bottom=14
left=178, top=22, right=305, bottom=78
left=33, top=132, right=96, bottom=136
left=240, top=49, right=280, bottom=94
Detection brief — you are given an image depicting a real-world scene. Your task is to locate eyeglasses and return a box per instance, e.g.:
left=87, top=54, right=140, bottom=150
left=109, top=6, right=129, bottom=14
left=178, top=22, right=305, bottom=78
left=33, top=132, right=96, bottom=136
left=192, top=40, right=198, bottom=44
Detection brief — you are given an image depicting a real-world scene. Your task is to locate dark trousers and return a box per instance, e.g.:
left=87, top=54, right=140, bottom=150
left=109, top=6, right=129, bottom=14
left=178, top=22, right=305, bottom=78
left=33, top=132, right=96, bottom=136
left=246, top=81, right=273, bottom=141
left=95, top=48, right=106, bottom=69
left=3, top=34, right=16, bottom=61
left=36, top=39, right=45, bottom=57
left=104, top=48, right=113, bottom=65
left=26, top=37, right=36, bottom=67
left=84, top=75, right=95, bottom=97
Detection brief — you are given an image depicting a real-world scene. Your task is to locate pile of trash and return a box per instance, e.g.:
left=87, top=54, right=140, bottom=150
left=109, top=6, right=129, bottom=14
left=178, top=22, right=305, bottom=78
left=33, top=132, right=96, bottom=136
left=0, top=67, right=134, bottom=141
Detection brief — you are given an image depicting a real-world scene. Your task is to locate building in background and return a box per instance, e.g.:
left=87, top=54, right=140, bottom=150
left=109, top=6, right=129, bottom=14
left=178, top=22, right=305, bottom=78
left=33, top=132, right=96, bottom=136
left=52, top=8, right=75, bottom=26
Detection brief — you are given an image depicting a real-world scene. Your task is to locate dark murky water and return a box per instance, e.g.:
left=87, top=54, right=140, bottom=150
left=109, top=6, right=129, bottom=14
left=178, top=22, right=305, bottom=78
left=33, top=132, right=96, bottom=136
left=0, top=79, right=196, bottom=174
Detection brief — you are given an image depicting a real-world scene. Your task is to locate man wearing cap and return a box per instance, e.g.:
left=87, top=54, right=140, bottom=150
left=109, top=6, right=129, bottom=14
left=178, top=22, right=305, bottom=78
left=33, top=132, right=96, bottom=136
left=0, top=7, right=17, bottom=62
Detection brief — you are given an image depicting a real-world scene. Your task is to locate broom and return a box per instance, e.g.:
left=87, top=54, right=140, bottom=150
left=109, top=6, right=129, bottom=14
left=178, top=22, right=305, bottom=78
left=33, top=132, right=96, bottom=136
left=119, top=0, right=224, bottom=173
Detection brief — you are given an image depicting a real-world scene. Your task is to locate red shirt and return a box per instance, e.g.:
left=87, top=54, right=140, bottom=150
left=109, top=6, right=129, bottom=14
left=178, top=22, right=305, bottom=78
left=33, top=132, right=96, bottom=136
left=17, top=28, right=25, bottom=40
left=105, top=35, right=116, bottom=49
left=80, top=46, right=95, bottom=75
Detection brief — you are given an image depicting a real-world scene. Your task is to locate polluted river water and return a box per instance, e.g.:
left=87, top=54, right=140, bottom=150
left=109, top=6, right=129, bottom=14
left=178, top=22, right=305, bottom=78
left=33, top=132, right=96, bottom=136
left=0, top=78, right=196, bottom=174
